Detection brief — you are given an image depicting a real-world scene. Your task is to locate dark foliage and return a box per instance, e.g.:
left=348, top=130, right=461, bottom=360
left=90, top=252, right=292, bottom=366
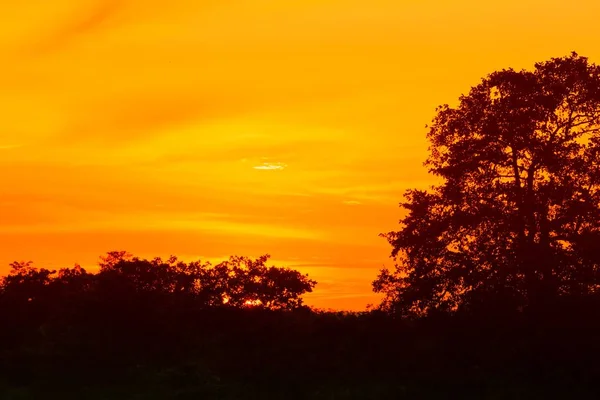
left=1, top=251, right=600, bottom=398
left=376, top=52, right=600, bottom=317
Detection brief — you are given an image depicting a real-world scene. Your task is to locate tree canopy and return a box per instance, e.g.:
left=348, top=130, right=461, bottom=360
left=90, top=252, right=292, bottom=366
left=0, top=251, right=316, bottom=312
left=374, top=52, right=600, bottom=316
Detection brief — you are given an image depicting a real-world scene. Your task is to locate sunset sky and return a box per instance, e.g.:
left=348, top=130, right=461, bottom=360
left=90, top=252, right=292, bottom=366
left=1, top=0, right=599, bottom=309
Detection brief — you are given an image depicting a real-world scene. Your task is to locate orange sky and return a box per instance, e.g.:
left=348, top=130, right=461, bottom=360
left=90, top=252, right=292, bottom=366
left=1, top=0, right=599, bottom=310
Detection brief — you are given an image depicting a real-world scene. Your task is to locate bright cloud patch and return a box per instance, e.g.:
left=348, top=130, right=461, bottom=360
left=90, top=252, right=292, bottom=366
left=253, top=162, right=287, bottom=171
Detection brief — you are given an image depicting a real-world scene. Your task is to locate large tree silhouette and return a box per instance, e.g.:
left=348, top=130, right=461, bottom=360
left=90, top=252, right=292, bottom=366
left=375, top=52, right=600, bottom=316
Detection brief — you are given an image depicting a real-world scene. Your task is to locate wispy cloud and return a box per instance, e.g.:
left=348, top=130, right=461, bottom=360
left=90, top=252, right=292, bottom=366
left=29, top=0, right=124, bottom=54
left=253, top=162, right=288, bottom=171
left=0, top=210, right=324, bottom=241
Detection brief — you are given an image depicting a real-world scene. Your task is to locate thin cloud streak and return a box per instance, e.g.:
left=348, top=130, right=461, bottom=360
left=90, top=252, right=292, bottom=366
left=26, top=0, right=125, bottom=55
left=253, top=162, right=288, bottom=170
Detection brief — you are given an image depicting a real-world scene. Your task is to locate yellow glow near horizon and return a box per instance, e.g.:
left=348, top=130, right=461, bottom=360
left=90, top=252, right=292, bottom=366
left=1, top=0, right=599, bottom=310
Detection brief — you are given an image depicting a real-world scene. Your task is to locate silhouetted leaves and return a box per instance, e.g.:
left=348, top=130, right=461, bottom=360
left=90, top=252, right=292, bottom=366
left=376, top=52, right=600, bottom=317
left=2, top=252, right=316, bottom=313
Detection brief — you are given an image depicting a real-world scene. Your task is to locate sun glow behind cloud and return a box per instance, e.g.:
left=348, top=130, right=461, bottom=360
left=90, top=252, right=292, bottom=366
left=1, top=0, right=599, bottom=309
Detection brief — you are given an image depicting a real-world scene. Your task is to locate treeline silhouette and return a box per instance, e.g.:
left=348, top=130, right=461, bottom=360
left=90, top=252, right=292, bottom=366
left=4, top=52, right=600, bottom=398
left=1, top=252, right=599, bottom=399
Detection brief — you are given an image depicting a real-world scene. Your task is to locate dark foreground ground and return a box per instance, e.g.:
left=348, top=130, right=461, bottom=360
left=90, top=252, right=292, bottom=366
left=0, top=380, right=595, bottom=400
left=2, top=306, right=600, bottom=400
